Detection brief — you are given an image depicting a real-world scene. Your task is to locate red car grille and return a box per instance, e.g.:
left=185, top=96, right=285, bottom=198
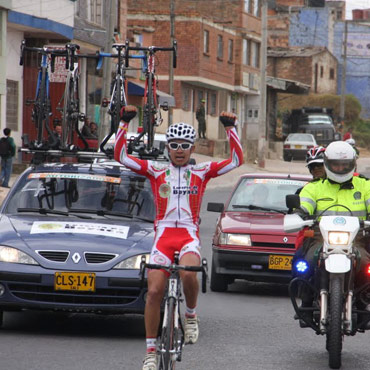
left=252, top=242, right=296, bottom=249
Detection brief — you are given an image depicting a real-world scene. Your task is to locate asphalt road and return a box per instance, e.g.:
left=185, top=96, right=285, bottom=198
left=1, top=185, right=370, bottom=370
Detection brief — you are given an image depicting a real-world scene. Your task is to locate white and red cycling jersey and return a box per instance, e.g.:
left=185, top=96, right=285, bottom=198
left=114, top=121, right=243, bottom=264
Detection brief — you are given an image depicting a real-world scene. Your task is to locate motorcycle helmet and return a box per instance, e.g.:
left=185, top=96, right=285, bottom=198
left=324, top=141, right=356, bottom=183
left=345, top=138, right=356, bottom=146
left=306, top=146, right=325, bottom=167
left=166, top=123, right=196, bottom=144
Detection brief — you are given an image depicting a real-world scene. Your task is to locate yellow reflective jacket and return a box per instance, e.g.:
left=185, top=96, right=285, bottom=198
left=299, top=176, right=370, bottom=220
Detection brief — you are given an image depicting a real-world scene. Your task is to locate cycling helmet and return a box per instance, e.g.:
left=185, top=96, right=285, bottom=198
left=324, top=141, right=356, bottom=183
left=166, top=123, right=196, bottom=144
left=306, top=146, right=325, bottom=167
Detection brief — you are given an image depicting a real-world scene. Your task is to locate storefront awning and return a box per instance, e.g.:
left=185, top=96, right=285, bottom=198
left=266, top=76, right=310, bottom=94
left=127, top=81, right=176, bottom=107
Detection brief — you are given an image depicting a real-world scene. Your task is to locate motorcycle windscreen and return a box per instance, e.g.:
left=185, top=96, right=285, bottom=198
left=325, top=254, right=351, bottom=273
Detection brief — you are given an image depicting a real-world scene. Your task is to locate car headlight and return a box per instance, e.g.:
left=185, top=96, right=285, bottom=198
left=113, top=254, right=150, bottom=269
left=219, top=233, right=252, bottom=246
left=0, top=246, right=38, bottom=265
left=328, top=232, right=350, bottom=246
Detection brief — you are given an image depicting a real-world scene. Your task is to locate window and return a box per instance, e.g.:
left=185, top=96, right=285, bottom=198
left=182, top=88, right=190, bottom=111
left=251, top=42, right=260, bottom=68
left=243, top=39, right=249, bottom=65
left=217, top=35, right=223, bottom=59
left=6, top=80, right=18, bottom=131
left=253, top=0, right=260, bottom=17
left=320, top=66, right=324, bottom=78
left=88, top=0, right=104, bottom=27
left=330, top=68, right=335, bottom=80
left=228, top=39, right=234, bottom=62
left=210, top=93, right=217, bottom=115
left=203, top=30, right=209, bottom=54
left=244, top=0, right=251, bottom=12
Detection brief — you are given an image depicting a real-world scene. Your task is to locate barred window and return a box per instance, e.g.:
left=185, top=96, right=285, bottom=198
left=210, top=93, right=217, bottom=116
left=89, top=0, right=104, bottom=27
left=251, top=41, right=260, bottom=68
left=228, top=39, right=234, bottom=62
left=182, top=88, right=190, bottom=111
left=204, top=30, right=209, bottom=54
left=243, top=39, right=249, bottom=65
left=217, top=35, right=223, bottom=60
left=6, top=80, right=19, bottom=131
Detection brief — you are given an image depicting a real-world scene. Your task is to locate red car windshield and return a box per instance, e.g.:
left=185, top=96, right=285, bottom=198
left=227, top=178, right=307, bottom=212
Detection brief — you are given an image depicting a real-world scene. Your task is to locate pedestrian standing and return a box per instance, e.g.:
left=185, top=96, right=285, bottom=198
left=196, top=99, right=207, bottom=139
left=0, top=128, right=16, bottom=188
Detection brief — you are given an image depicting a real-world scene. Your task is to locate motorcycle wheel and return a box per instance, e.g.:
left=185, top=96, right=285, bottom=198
left=327, top=275, right=343, bottom=369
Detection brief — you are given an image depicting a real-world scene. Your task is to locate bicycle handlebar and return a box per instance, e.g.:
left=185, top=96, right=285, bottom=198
left=125, top=39, right=177, bottom=68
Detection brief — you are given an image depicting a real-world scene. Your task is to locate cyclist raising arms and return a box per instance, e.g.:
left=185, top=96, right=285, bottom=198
left=114, top=106, right=243, bottom=370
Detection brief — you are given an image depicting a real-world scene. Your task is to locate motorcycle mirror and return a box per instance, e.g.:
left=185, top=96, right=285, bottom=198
left=286, top=194, right=300, bottom=212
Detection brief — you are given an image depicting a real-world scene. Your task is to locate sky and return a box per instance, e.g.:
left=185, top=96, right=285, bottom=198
left=345, top=0, right=370, bottom=19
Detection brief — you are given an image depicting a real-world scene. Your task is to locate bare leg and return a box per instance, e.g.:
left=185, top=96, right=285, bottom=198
left=144, top=269, right=167, bottom=338
left=179, top=253, right=200, bottom=309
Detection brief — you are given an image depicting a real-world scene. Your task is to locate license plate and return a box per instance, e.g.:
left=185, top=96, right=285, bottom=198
left=268, top=255, right=292, bottom=270
left=294, top=145, right=302, bottom=149
left=54, top=272, right=96, bottom=292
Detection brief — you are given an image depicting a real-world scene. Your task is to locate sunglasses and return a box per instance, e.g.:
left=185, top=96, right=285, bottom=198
left=168, top=142, right=192, bottom=151
left=309, top=163, right=323, bottom=169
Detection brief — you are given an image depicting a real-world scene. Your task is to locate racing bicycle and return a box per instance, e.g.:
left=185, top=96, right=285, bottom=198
left=125, top=40, right=177, bottom=158
left=99, top=44, right=147, bottom=154
left=140, top=252, right=208, bottom=370
left=20, top=41, right=66, bottom=149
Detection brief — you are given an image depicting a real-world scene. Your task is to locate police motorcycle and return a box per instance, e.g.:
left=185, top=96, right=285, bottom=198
left=284, top=195, right=370, bottom=369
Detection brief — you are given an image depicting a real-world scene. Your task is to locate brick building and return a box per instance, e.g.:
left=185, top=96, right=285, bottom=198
left=126, top=0, right=263, bottom=156
left=267, top=46, right=338, bottom=94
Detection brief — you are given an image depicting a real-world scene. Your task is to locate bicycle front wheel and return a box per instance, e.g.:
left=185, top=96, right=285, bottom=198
left=62, top=76, right=72, bottom=148
left=159, top=297, right=176, bottom=370
left=146, top=72, right=155, bottom=150
left=35, top=68, right=48, bottom=145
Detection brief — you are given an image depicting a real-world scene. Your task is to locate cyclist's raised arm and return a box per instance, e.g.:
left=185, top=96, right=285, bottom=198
left=114, top=106, right=151, bottom=176
left=205, top=112, right=244, bottom=179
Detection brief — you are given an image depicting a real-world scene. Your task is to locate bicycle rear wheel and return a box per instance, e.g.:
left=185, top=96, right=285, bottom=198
left=158, top=297, right=176, bottom=370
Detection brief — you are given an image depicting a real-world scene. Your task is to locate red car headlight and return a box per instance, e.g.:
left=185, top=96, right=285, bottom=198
left=219, top=233, right=251, bottom=246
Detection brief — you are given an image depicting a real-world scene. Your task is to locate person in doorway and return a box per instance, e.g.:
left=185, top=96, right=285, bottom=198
left=196, top=99, right=206, bottom=139
left=0, top=128, right=16, bottom=188
left=48, top=124, right=62, bottom=149
left=89, top=122, right=98, bottom=139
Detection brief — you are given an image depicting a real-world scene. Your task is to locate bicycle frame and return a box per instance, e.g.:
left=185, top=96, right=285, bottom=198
left=125, top=40, right=177, bottom=158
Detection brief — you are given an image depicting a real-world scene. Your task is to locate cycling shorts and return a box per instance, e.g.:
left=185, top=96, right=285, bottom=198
left=149, top=227, right=201, bottom=266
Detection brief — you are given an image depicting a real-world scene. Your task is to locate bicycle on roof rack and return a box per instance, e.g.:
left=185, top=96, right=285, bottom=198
left=140, top=252, right=207, bottom=370
left=124, top=40, right=177, bottom=159
left=56, top=43, right=92, bottom=151
left=20, top=40, right=66, bottom=150
left=99, top=43, right=147, bottom=155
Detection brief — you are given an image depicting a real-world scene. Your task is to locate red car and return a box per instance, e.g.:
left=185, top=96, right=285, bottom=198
left=207, top=173, right=311, bottom=292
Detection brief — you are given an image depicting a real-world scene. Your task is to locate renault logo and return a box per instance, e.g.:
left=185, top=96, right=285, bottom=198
left=283, top=237, right=288, bottom=243
left=72, top=253, right=81, bottom=263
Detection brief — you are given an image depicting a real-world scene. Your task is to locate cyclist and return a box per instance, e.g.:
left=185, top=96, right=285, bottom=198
left=306, top=146, right=326, bottom=180
left=294, top=141, right=370, bottom=325
left=114, top=105, right=243, bottom=370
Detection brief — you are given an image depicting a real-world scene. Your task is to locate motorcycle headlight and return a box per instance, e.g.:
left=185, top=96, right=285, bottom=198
left=219, top=233, right=251, bottom=246
left=328, top=232, right=350, bottom=246
left=0, top=246, right=38, bottom=265
left=113, top=254, right=150, bottom=269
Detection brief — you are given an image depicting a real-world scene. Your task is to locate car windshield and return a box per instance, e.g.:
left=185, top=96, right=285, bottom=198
left=227, top=178, right=307, bottom=212
left=5, top=172, right=155, bottom=221
left=286, top=134, right=314, bottom=142
left=306, top=115, right=333, bottom=125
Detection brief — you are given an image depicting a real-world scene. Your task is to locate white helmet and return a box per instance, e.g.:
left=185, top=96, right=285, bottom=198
left=166, top=122, right=196, bottom=144
left=345, top=138, right=356, bottom=146
left=324, top=141, right=356, bottom=183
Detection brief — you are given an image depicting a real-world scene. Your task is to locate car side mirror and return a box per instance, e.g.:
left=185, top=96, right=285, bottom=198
left=286, top=194, right=300, bottom=212
left=207, top=202, right=224, bottom=212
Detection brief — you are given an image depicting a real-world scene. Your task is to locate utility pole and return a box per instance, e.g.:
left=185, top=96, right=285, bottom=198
left=339, top=20, right=348, bottom=122
left=168, top=0, right=175, bottom=126
left=257, top=0, right=267, bottom=168
left=99, top=0, right=115, bottom=142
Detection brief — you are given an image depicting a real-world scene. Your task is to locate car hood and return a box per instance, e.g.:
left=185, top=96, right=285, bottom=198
left=0, top=215, right=155, bottom=260
left=220, top=211, right=289, bottom=235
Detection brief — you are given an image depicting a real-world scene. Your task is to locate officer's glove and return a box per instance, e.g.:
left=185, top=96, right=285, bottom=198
left=219, top=111, right=237, bottom=128
left=120, top=105, right=137, bottom=123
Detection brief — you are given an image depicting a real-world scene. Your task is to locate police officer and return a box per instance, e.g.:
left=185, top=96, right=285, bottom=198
left=196, top=99, right=206, bottom=139
left=295, top=141, right=370, bottom=324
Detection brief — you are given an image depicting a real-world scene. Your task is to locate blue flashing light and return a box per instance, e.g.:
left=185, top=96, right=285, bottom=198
left=295, top=260, right=309, bottom=274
